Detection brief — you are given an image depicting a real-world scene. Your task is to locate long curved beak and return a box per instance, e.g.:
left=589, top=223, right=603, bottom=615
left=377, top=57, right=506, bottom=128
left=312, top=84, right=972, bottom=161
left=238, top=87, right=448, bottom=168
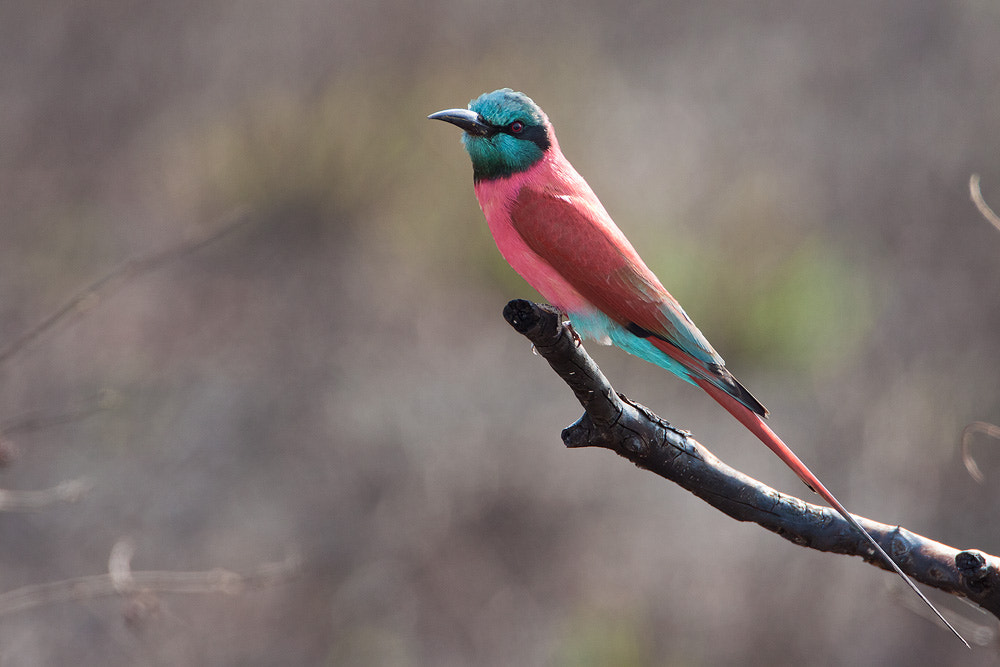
left=427, top=108, right=493, bottom=137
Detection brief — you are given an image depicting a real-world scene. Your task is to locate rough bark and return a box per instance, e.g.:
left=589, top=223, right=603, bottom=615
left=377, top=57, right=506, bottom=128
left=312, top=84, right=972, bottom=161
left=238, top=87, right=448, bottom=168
left=502, top=298, right=1000, bottom=624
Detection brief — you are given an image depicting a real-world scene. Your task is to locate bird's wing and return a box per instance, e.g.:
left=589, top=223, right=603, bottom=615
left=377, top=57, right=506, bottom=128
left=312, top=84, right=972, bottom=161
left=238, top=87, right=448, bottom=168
left=510, top=185, right=769, bottom=417
left=510, top=185, right=720, bottom=366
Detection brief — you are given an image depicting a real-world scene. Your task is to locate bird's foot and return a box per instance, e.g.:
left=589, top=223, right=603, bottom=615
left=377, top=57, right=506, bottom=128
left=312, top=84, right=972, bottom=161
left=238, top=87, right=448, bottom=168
left=561, top=317, right=582, bottom=347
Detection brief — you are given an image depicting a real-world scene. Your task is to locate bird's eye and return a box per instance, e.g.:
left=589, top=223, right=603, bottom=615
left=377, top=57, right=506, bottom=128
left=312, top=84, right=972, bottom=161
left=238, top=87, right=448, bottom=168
left=509, top=120, right=524, bottom=133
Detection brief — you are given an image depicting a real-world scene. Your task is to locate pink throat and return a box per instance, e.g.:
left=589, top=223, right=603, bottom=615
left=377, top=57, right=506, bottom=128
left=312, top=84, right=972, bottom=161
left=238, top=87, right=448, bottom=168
left=472, top=147, right=595, bottom=314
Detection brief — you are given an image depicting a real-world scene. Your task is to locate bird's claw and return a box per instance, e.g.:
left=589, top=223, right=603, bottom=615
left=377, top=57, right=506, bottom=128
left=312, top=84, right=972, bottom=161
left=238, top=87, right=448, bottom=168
left=562, top=319, right=582, bottom=347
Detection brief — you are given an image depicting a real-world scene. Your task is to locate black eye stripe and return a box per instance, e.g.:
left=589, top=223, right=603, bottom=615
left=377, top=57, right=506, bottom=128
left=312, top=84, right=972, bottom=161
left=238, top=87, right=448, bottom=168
left=495, top=122, right=550, bottom=151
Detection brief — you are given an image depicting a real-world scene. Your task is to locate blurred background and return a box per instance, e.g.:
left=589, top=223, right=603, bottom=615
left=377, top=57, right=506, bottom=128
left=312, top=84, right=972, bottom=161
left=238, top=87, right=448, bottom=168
left=1, top=1, right=999, bottom=664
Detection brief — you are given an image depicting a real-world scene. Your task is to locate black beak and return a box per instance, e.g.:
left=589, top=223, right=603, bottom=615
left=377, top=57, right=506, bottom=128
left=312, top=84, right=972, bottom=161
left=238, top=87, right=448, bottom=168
left=427, top=108, right=494, bottom=137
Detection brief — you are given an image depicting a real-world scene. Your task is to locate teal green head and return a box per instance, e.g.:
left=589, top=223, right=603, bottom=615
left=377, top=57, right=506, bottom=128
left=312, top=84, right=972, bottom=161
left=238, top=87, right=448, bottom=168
left=429, top=89, right=552, bottom=181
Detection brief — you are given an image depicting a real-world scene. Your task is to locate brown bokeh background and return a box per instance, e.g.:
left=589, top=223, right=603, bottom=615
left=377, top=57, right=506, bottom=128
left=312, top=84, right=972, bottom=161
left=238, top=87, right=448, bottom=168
left=1, top=2, right=999, bottom=664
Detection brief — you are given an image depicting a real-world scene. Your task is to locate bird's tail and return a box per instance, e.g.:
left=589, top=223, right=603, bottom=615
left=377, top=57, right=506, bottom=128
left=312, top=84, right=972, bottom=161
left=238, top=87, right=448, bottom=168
left=693, top=376, right=969, bottom=647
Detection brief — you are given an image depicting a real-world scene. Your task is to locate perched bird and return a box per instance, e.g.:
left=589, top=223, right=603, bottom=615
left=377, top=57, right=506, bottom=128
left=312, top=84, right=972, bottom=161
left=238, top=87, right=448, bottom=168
left=430, top=88, right=966, bottom=645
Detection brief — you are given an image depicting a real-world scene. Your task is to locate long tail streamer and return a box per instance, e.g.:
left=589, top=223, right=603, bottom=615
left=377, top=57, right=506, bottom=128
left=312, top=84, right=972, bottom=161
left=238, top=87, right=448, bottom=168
left=693, top=377, right=969, bottom=648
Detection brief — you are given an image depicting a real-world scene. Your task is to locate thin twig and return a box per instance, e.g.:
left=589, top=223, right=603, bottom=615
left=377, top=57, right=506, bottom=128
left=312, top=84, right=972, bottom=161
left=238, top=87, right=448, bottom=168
left=0, top=539, right=300, bottom=615
left=970, top=174, right=1000, bottom=232
left=0, top=209, right=250, bottom=367
left=0, top=478, right=91, bottom=511
left=961, top=421, right=1000, bottom=485
left=0, top=390, right=121, bottom=437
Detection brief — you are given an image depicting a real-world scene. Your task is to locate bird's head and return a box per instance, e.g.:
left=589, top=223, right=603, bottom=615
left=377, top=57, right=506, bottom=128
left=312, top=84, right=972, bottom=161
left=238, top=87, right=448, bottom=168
left=429, top=88, right=552, bottom=181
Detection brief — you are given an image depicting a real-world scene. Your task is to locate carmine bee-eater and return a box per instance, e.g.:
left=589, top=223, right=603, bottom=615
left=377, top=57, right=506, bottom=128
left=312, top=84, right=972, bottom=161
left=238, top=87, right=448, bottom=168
left=429, top=88, right=966, bottom=645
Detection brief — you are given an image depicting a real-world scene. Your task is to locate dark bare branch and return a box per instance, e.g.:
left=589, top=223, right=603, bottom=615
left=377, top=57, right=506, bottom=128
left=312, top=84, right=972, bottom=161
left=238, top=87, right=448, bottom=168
left=502, top=298, right=1000, bottom=624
